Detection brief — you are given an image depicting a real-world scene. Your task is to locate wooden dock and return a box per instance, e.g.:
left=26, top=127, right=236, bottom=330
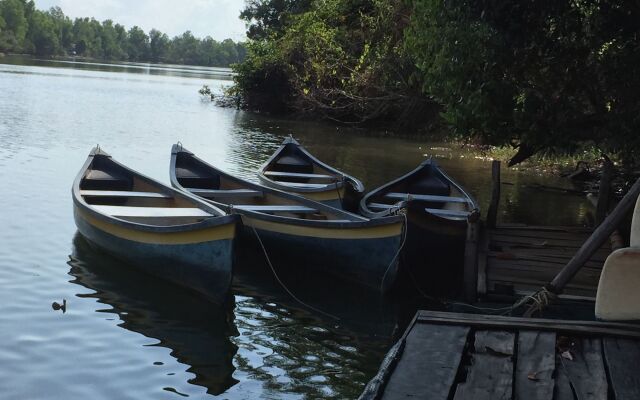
left=360, top=310, right=640, bottom=400
left=476, top=224, right=611, bottom=300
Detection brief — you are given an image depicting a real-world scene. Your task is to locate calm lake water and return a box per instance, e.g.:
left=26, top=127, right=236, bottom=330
left=0, top=55, right=593, bottom=399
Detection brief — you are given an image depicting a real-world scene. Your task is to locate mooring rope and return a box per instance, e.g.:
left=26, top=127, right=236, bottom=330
left=250, top=225, right=340, bottom=321
left=380, top=212, right=409, bottom=293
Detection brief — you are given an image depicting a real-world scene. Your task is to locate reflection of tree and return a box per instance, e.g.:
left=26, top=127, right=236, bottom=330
left=67, top=234, right=238, bottom=396
left=229, top=252, right=400, bottom=400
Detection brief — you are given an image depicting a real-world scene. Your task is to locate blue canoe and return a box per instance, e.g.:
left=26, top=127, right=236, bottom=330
left=257, top=136, right=365, bottom=212
left=170, top=144, right=404, bottom=293
left=72, top=146, right=237, bottom=303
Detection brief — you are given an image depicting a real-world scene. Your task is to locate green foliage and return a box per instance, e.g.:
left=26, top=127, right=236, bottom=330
left=0, top=0, right=246, bottom=67
left=234, top=0, right=435, bottom=123
left=236, top=0, right=640, bottom=164
left=240, top=0, right=312, bottom=40
left=405, top=0, right=640, bottom=164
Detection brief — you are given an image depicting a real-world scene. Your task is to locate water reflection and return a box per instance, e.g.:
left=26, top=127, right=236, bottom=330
left=1, top=55, right=233, bottom=80
left=67, top=234, right=238, bottom=396
left=229, top=248, right=405, bottom=399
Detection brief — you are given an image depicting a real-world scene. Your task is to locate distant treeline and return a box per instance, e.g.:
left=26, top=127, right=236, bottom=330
left=0, top=0, right=246, bottom=67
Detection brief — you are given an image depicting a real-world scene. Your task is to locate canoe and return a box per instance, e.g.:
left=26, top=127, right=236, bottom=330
left=257, top=136, right=365, bottom=211
left=72, top=146, right=237, bottom=304
left=170, top=144, right=405, bottom=293
left=360, top=159, right=479, bottom=295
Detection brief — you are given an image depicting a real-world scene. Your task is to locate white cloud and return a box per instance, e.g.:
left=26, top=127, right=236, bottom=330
left=34, top=0, right=247, bottom=41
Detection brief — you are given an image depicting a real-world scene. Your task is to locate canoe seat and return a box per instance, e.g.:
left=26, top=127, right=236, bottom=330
left=264, top=171, right=336, bottom=180
left=82, top=169, right=132, bottom=191
left=175, top=167, right=220, bottom=190
left=81, top=190, right=170, bottom=199
left=272, top=154, right=314, bottom=177
left=425, top=208, right=470, bottom=218
left=273, top=182, right=332, bottom=189
left=409, top=175, right=450, bottom=197
left=92, top=205, right=212, bottom=218
left=188, top=188, right=264, bottom=198
left=233, top=205, right=318, bottom=213
left=385, top=193, right=470, bottom=204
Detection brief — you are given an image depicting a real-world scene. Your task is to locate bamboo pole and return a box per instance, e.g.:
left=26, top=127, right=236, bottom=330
left=548, top=177, right=640, bottom=294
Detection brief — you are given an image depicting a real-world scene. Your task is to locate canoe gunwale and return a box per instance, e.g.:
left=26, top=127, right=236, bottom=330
left=170, top=145, right=404, bottom=231
left=256, top=136, right=365, bottom=195
left=73, top=147, right=237, bottom=234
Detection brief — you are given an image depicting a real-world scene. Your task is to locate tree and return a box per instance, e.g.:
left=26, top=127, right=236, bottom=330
left=405, top=0, right=640, bottom=164
left=240, top=0, right=312, bottom=40
left=149, top=28, right=168, bottom=62
left=0, top=0, right=28, bottom=51
left=126, top=25, right=149, bottom=61
left=25, top=9, right=60, bottom=55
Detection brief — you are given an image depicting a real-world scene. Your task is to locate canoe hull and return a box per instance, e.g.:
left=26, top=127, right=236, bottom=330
left=74, top=207, right=235, bottom=304
left=239, top=215, right=403, bottom=293
left=401, top=208, right=468, bottom=296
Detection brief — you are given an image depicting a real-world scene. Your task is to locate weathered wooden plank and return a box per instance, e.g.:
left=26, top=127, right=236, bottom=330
left=515, top=331, right=556, bottom=400
left=381, top=323, right=470, bottom=400
left=487, top=259, right=603, bottom=277
left=491, top=248, right=609, bottom=263
left=490, top=229, right=593, bottom=241
left=602, top=337, right=640, bottom=400
left=416, top=311, right=640, bottom=339
left=453, top=330, right=514, bottom=400
left=554, top=353, right=577, bottom=400
left=490, top=234, right=590, bottom=248
left=488, top=251, right=604, bottom=269
left=492, top=225, right=594, bottom=233
left=487, top=271, right=601, bottom=290
left=557, top=337, right=607, bottom=400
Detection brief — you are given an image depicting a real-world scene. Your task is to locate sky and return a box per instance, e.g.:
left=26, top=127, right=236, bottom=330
left=33, top=0, right=248, bottom=41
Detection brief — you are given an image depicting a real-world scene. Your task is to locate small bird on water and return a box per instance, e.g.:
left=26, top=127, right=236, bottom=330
left=52, top=299, right=67, bottom=313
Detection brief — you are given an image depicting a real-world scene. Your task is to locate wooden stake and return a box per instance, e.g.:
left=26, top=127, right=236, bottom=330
left=487, top=160, right=501, bottom=229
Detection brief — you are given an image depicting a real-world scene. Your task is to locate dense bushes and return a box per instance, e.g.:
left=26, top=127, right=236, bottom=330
left=0, top=0, right=246, bottom=67
left=233, top=0, right=640, bottom=164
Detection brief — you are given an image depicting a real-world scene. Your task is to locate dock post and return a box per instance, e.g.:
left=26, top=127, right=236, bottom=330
left=463, top=211, right=481, bottom=302
left=486, top=160, right=501, bottom=229
left=596, top=156, right=614, bottom=225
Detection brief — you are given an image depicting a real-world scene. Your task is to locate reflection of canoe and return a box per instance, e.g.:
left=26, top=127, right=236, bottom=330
left=72, top=146, right=237, bottom=304
left=360, top=159, right=479, bottom=295
left=68, top=234, right=238, bottom=395
left=170, top=144, right=405, bottom=293
left=257, top=136, right=365, bottom=211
